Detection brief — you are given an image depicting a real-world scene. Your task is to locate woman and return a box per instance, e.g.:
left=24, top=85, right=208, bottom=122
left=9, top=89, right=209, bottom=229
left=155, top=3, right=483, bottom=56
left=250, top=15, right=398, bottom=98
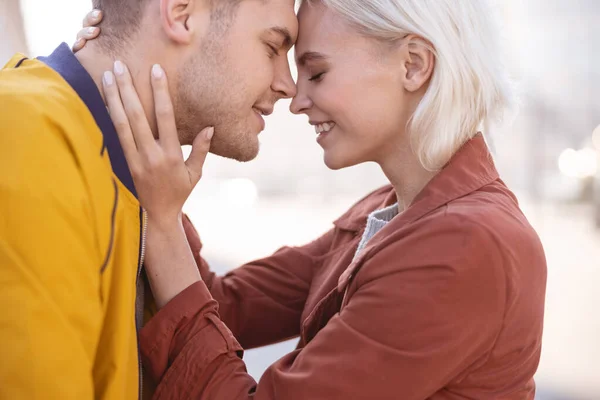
left=76, top=1, right=546, bottom=399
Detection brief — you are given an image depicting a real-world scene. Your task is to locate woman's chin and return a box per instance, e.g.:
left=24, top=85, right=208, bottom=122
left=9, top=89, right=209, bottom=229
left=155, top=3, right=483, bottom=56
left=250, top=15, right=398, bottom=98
left=323, top=153, right=355, bottom=171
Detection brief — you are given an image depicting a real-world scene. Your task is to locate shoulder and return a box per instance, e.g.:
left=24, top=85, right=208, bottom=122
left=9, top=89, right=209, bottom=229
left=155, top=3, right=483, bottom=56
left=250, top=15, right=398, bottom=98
left=0, top=57, right=102, bottom=178
left=361, top=184, right=545, bottom=290
left=0, top=58, right=103, bottom=212
left=444, top=184, right=545, bottom=265
left=0, top=57, right=85, bottom=129
left=0, top=57, right=116, bottom=267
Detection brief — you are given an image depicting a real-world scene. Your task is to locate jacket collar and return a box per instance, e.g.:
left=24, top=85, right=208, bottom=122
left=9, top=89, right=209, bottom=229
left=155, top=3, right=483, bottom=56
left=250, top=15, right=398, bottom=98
left=336, top=133, right=501, bottom=291
left=396, top=132, right=500, bottom=226
left=333, top=133, right=500, bottom=232
left=38, top=43, right=137, bottom=198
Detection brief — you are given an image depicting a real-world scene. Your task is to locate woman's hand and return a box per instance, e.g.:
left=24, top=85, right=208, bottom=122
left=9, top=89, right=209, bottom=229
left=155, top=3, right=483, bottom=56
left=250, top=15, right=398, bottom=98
left=102, top=61, right=213, bottom=307
left=72, top=9, right=102, bottom=52
left=102, top=61, right=213, bottom=227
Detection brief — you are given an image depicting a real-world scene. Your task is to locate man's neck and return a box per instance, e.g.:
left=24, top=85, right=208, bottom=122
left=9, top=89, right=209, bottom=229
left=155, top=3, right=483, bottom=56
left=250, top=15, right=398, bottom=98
left=74, top=44, right=158, bottom=134
left=74, top=45, right=117, bottom=104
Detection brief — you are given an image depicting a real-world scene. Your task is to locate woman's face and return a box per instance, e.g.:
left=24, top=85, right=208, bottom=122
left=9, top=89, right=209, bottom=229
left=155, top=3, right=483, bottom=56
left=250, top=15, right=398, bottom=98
left=290, top=2, right=416, bottom=170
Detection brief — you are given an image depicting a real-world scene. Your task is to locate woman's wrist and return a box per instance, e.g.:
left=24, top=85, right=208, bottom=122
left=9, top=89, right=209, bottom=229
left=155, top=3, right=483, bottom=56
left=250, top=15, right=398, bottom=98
left=144, top=213, right=202, bottom=309
left=146, top=210, right=184, bottom=233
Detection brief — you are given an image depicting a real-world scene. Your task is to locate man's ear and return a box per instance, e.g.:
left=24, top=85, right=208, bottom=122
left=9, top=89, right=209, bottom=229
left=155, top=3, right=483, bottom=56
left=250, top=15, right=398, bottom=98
left=401, top=35, right=435, bottom=93
left=160, top=0, right=209, bottom=44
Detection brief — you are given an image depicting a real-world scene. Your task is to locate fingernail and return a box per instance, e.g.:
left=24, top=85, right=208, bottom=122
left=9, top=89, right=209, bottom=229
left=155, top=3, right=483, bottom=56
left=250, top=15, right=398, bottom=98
left=114, top=60, right=124, bottom=76
left=205, top=127, right=214, bottom=140
left=152, top=64, right=163, bottom=80
left=87, top=27, right=97, bottom=35
left=91, top=10, right=101, bottom=19
left=103, top=71, right=114, bottom=86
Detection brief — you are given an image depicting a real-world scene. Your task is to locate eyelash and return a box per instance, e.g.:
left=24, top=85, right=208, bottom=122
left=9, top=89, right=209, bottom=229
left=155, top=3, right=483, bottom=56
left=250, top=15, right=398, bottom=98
left=267, top=44, right=280, bottom=58
left=309, top=72, right=325, bottom=82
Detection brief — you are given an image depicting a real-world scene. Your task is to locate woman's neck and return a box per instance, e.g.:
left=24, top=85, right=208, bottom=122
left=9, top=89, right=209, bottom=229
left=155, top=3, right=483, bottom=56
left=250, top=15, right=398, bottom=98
left=379, top=147, right=438, bottom=213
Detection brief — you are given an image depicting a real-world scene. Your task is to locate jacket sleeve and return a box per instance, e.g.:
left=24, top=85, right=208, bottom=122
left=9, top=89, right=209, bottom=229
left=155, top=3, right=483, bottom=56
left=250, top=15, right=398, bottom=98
left=0, top=108, right=102, bottom=399
left=183, top=215, right=335, bottom=349
left=140, top=218, right=511, bottom=400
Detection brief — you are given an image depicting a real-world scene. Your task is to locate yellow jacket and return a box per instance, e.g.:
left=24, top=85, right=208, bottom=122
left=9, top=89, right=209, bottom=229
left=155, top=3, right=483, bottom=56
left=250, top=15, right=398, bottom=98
left=0, top=44, right=152, bottom=399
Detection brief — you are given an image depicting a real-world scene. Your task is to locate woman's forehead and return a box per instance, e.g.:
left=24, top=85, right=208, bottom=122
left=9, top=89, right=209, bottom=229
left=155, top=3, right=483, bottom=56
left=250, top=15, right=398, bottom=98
left=296, top=3, right=352, bottom=45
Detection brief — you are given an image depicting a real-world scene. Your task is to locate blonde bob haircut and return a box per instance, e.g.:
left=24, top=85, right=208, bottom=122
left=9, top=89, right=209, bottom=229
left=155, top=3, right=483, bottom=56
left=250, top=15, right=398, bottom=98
left=302, top=0, right=514, bottom=170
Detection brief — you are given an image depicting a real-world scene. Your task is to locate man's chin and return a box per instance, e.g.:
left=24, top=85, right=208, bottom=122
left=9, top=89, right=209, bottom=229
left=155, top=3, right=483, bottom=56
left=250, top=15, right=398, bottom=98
left=209, top=138, right=260, bottom=162
left=210, top=149, right=259, bottom=163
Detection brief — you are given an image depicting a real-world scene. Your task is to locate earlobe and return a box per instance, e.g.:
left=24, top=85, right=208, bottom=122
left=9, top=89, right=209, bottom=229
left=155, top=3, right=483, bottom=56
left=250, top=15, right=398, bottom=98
left=160, top=0, right=194, bottom=44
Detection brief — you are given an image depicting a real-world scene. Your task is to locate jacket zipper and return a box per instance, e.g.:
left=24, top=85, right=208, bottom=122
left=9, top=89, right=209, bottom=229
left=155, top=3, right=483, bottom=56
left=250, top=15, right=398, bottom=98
left=137, top=209, right=148, bottom=400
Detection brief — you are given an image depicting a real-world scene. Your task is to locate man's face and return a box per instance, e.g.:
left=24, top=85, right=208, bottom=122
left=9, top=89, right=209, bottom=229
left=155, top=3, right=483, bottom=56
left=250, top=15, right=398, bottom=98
left=174, top=0, right=298, bottom=162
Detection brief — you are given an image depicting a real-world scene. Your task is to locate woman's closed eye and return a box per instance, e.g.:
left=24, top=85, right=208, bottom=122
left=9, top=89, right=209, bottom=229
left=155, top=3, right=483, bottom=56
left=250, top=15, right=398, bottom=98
left=309, top=72, right=325, bottom=82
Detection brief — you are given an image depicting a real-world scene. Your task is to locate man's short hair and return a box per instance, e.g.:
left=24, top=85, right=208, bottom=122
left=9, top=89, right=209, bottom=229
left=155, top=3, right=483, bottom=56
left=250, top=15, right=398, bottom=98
left=92, top=0, right=244, bottom=52
left=91, top=0, right=150, bottom=51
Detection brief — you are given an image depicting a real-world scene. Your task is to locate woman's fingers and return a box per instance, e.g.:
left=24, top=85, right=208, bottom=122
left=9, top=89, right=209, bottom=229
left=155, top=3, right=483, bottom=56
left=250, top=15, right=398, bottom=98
left=112, top=61, right=158, bottom=155
left=185, top=127, right=214, bottom=185
left=77, top=26, right=100, bottom=41
left=72, top=27, right=100, bottom=52
left=100, top=63, right=213, bottom=221
left=150, top=64, right=181, bottom=154
left=72, top=38, right=86, bottom=53
left=73, top=27, right=98, bottom=52
left=150, top=63, right=213, bottom=186
left=72, top=10, right=102, bottom=52
left=83, top=9, right=102, bottom=28
left=102, top=70, right=140, bottom=166
left=103, top=61, right=212, bottom=194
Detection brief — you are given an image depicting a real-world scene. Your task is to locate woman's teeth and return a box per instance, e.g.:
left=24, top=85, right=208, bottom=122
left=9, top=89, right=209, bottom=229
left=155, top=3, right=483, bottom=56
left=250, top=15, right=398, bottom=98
left=315, top=122, right=336, bottom=134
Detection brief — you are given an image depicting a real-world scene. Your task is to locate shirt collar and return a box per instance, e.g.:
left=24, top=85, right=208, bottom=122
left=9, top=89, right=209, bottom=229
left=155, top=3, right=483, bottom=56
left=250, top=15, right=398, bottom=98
left=38, top=43, right=137, bottom=198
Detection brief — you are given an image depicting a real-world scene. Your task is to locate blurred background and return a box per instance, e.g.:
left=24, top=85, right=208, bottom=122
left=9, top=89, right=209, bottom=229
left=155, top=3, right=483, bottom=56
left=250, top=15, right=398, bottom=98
left=2, top=0, right=598, bottom=398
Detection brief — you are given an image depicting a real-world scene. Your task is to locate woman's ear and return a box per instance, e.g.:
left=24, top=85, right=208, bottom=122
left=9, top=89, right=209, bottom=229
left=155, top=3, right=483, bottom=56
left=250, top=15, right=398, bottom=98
left=402, top=35, right=435, bottom=92
left=160, top=0, right=209, bottom=44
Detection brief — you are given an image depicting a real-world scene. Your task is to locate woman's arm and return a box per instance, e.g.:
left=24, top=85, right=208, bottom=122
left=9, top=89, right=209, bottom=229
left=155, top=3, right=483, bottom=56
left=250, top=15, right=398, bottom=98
left=183, top=215, right=334, bottom=349
left=140, top=217, right=513, bottom=400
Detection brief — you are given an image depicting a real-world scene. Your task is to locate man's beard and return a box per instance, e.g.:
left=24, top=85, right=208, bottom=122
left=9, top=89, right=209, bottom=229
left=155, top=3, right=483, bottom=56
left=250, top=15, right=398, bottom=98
left=172, top=43, right=260, bottom=162
left=174, top=89, right=260, bottom=162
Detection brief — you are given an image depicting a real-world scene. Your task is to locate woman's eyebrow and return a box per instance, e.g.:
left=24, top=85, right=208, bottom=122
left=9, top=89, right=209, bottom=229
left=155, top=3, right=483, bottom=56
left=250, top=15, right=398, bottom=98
left=296, top=51, right=329, bottom=67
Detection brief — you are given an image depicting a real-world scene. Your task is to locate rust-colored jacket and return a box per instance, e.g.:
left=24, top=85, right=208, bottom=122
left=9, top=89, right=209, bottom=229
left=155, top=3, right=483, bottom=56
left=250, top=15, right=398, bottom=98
left=139, top=134, right=547, bottom=399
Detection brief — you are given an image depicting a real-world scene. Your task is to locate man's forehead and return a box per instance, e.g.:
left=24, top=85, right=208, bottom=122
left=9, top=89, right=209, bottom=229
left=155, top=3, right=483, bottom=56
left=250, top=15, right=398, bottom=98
left=252, top=0, right=299, bottom=37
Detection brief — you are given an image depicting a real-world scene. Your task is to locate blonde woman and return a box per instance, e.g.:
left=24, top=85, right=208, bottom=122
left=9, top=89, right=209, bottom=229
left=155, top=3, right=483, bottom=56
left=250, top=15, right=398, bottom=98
left=77, top=0, right=546, bottom=398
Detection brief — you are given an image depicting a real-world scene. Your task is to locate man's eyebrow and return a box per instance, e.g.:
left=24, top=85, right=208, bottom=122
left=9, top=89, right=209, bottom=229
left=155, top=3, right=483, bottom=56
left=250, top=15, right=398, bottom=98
left=267, top=26, right=294, bottom=48
left=296, top=51, right=329, bottom=67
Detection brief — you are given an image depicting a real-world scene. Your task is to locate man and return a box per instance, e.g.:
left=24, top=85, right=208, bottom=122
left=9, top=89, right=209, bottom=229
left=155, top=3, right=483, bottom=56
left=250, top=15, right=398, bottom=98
left=0, top=0, right=297, bottom=398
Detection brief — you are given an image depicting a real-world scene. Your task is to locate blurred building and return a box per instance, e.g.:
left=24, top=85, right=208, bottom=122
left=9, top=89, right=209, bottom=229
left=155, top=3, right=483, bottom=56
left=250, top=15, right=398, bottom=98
left=498, top=0, right=599, bottom=202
